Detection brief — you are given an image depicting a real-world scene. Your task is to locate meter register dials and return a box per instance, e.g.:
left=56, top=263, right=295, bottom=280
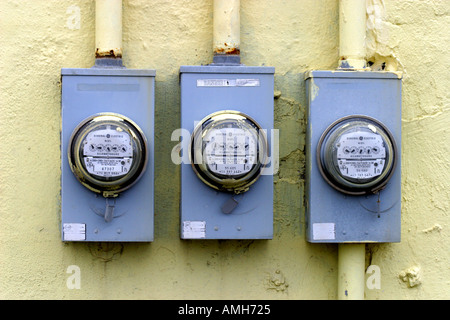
left=190, top=110, right=268, bottom=194
left=68, top=113, right=148, bottom=198
left=317, top=115, right=397, bottom=195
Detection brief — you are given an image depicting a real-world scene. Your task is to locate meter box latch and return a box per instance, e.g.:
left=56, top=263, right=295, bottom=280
left=305, top=71, right=402, bottom=243
left=61, top=68, right=155, bottom=242
left=179, top=65, right=275, bottom=240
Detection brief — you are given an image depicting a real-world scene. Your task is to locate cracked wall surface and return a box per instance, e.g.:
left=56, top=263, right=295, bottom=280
left=0, top=0, right=448, bottom=300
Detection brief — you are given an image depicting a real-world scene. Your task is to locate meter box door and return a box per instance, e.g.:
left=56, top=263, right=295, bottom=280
left=305, top=71, right=402, bottom=243
left=61, top=68, right=155, bottom=242
left=180, top=65, right=275, bottom=240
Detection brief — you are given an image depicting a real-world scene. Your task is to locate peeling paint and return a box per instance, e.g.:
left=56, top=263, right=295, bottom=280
left=366, top=0, right=404, bottom=72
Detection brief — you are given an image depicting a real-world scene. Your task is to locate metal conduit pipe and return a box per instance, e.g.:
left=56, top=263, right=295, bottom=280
left=338, top=0, right=366, bottom=70
left=337, top=0, right=367, bottom=300
left=338, top=243, right=365, bottom=299
left=213, top=0, right=241, bottom=65
left=95, top=0, right=123, bottom=67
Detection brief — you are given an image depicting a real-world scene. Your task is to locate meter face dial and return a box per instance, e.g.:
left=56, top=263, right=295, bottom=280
left=190, top=110, right=267, bottom=193
left=203, top=125, right=258, bottom=177
left=317, top=116, right=397, bottom=195
left=335, top=130, right=386, bottom=181
left=82, top=125, right=134, bottom=179
left=68, top=113, right=147, bottom=197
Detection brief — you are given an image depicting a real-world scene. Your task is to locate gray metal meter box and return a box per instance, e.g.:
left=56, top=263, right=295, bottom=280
left=179, top=65, right=275, bottom=240
left=61, top=68, right=155, bottom=242
left=305, top=71, right=402, bottom=243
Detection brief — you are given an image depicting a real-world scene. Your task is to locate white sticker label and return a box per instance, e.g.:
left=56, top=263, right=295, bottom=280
left=336, top=131, right=386, bottom=179
left=203, top=128, right=257, bottom=176
left=182, top=221, right=206, bottom=239
left=313, top=223, right=335, bottom=240
left=63, top=223, right=86, bottom=241
left=236, top=79, right=260, bottom=87
left=197, top=79, right=260, bottom=87
left=83, top=128, right=133, bottom=177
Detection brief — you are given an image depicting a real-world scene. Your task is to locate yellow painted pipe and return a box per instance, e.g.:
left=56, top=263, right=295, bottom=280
left=213, top=0, right=240, bottom=55
left=95, top=0, right=123, bottom=58
left=338, top=0, right=366, bottom=69
left=337, top=1, right=367, bottom=300
left=338, top=243, right=365, bottom=300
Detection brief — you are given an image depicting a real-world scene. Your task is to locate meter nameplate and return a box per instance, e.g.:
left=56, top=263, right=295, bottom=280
left=336, top=131, right=386, bottom=179
left=82, top=128, right=133, bottom=178
left=204, top=128, right=257, bottom=176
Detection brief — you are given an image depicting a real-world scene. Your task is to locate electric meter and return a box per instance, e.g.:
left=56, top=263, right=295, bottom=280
left=68, top=113, right=148, bottom=197
left=317, top=115, right=397, bottom=195
left=190, top=110, right=268, bottom=194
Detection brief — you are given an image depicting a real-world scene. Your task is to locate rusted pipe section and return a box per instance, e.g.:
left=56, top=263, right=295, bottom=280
left=338, top=0, right=366, bottom=70
left=213, top=0, right=240, bottom=64
left=95, top=0, right=123, bottom=62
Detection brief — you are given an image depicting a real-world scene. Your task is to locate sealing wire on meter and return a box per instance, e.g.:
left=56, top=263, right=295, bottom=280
left=358, top=190, right=398, bottom=218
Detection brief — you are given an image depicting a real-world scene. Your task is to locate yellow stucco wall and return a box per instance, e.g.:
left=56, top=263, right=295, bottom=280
left=0, top=0, right=448, bottom=300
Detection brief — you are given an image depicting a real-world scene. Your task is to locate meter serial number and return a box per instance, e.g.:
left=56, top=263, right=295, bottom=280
left=99, top=166, right=122, bottom=172
left=94, top=164, right=128, bottom=174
